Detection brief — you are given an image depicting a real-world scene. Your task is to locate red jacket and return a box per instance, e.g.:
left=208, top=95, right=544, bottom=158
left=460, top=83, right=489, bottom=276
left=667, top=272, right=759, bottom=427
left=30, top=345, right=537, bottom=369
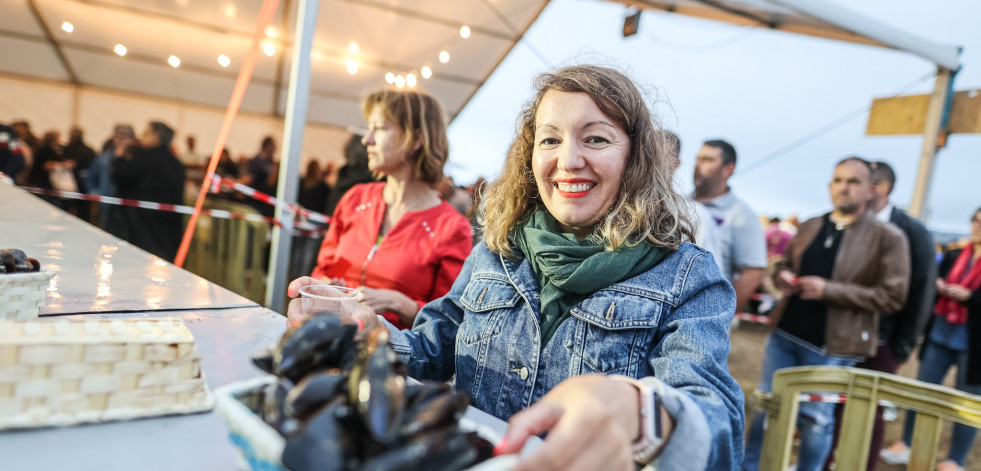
left=312, top=183, right=473, bottom=329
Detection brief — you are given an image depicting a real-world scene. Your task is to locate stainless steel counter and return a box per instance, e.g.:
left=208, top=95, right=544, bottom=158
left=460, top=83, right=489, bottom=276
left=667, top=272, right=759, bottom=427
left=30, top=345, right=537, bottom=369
left=0, top=181, right=257, bottom=314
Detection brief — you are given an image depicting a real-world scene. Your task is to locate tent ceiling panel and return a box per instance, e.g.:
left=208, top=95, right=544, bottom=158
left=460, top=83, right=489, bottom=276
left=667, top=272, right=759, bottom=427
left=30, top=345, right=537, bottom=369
left=65, top=49, right=276, bottom=114
left=71, top=0, right=287, bottom=37
left=0, top=0, right=45, bottom=37
left=1, top=36, right=70, bottom=82
left=340, top=0, right=525, bottom=37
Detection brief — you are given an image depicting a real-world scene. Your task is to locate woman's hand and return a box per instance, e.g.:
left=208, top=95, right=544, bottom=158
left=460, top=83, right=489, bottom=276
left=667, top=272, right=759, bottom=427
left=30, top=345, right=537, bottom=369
left=943, top=284, right=972, bottom=302
left=285, top=277, right=380, bottom=331
left=357, top=286, right=420, bottom=325
left=496, top=374, right=664, bottom=471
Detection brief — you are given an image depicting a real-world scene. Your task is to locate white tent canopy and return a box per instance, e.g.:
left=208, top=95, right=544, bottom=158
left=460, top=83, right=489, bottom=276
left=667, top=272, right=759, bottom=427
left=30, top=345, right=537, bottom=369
left=0, top=0, right=548, bottom=162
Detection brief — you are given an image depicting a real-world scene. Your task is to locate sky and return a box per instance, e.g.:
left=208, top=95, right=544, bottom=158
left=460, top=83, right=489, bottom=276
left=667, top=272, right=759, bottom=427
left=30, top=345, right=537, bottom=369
left=445, top=0, right=981, bottom=236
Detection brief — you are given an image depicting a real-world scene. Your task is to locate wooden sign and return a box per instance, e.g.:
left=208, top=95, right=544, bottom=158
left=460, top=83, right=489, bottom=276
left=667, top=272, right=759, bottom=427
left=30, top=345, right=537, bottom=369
left=866, top=89, right=981, bottom=135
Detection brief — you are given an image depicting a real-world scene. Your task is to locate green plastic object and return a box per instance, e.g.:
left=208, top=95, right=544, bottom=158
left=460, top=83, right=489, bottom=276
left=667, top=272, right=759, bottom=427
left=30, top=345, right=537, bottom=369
left=752, top=366, right=981, bottom=471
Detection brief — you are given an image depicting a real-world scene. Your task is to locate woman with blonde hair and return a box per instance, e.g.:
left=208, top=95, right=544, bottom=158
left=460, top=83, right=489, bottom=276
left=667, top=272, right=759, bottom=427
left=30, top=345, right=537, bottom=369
left=291, top=65, right=743, bottom=470
left=310, top=89, right=473, bottom=329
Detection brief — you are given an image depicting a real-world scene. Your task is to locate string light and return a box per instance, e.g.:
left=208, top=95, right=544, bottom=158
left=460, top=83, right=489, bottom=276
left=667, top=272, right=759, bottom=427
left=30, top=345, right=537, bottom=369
left=265, top=26, right=278, bottom=38
left=61, top=22, right=74, bottom=33
left=168, top=55, right=181, bottom=68
left=420, top=66, right=432, bottom=79
left=406, top=73, right=417, bottom=87
left=223, top=3, right=236, bottom=19
left=395, top=75, right=406, bottom=89
left=217, top=54, right=231, bottom=67
left=348, top=42, right=359, bottom=54
left=346, top=61, right=358, bottom=75
left=113, top=44, right=127, bottom=56
left=385, top=72, right=396, bottom=84
left=263, top=42, right=276, bottom=57
left=460, top=25, right=471, bottom=39
left=438, top=50, right=450, bottom=63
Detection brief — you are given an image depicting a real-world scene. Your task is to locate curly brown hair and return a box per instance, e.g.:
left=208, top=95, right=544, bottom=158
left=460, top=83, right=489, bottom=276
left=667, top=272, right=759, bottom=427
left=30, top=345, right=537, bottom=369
left=481, top=65, right=696, bottom=258
left=361, top=89, right=448, bottom=186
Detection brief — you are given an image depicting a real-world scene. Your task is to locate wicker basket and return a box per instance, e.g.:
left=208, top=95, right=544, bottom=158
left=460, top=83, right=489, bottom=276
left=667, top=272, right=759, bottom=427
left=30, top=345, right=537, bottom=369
left=0, top=317, right=214, bottom=429
left=0, top=269, right=54, bottom=320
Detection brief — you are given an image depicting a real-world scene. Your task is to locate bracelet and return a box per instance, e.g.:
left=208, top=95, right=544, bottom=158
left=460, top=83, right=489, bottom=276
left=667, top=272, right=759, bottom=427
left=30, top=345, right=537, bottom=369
left=608, top=375, right=664, bottom=465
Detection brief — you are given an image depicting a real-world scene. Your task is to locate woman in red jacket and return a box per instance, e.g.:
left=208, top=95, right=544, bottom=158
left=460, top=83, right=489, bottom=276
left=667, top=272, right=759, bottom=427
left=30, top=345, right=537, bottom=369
left=311, top=89, right=472, bottom=330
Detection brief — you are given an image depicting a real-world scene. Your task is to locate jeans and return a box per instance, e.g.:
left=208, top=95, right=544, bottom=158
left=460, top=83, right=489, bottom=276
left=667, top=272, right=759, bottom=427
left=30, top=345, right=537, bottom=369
left=900, top=340, right=981, bottom=466
left=742, top=330, right=857, bottom=471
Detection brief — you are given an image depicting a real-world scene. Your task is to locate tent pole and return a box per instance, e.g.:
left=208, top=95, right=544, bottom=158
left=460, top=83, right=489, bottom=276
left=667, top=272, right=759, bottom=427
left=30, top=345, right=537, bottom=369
left=908, top=67, right=953, bottom=220
left=266, top=0, right=319, bottom=312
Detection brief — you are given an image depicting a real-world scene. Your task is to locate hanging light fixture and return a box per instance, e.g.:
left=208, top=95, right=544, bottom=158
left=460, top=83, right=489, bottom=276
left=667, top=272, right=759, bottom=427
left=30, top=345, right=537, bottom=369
left=217, top=54, right=231, bottom=67
left=61, top=22, right=74, bottom=33
left=168, top=55, right=181, bottom=68
left=395, top=75, right=406, bottom=89
left=420, top=66, right=432, bottom=79
left=346, top=61, right=358, bottom=75
left=385, top=72, right=396, bottom=84
left=459, top=25, right=471, bottom=39
left=263, top=42, right=276, bottom=57
left=113, top=44, right=127, bottom=56
left=348, top=42, right=359, bottom=54
left=406, top=73, right=417, bottom=87
left=438, top=50, right=450, bottom=63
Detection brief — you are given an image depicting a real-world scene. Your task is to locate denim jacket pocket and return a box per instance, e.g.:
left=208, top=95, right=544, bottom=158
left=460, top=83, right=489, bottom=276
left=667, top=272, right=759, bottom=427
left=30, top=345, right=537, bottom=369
left=567, top=291, right=663, bottom=375
left=458, top=276, right=520, bottom=345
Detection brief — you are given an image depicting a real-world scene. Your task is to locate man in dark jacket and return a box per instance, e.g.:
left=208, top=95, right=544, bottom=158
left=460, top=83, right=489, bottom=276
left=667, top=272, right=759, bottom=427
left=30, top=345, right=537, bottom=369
left=742, top=157, right=910, bottom=471
left=107, top=121, right=185, bottom=261
left=822, top=161, right=937, bottom=471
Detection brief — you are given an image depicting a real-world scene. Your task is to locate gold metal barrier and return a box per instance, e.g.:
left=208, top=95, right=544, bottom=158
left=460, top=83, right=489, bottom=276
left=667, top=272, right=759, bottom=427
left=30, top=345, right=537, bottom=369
left=183, top=199, right=269, bottom=303
left=754, top=366, right=981, bottom=471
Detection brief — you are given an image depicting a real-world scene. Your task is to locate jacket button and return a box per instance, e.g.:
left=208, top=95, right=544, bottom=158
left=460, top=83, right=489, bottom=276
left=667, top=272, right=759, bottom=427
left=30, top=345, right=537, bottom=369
left=519, top=367, right=529, bottom=381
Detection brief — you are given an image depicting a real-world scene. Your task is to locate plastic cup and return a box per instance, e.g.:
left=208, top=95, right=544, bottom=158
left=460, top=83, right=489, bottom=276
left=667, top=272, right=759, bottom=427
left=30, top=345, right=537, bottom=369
left=298, top=285, right=362, bottom=321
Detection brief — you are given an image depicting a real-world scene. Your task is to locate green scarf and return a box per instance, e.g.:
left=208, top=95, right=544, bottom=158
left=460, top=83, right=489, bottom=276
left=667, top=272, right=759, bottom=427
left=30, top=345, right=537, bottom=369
left=513, top=209, right=669, bottom=347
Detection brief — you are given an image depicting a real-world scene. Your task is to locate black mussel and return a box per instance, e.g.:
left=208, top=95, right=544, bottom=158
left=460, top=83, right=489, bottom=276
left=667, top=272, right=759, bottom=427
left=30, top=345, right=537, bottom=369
left=285, top=370, right=348, bottom=422
left=350, top=327, right=405, bottom=445
left=251, top=349, right=275, bottom=374
left=400, top=389, right=470, bottom=437
left=26, top=258, right=40, bottom=272
left=282, top=401, right=358, bottom=471
left=261, top=377, right=293, bottom=432
left=360, top=426, right=479, bottom=471
left=276, top=315, right=358, bottom=383
left=0, top=249, right=38, bottom=273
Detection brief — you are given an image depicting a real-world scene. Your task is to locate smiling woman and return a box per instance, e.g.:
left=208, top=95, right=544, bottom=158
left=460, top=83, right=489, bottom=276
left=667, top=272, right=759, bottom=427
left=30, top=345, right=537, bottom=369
left=289, top=65, right=745, bottom=470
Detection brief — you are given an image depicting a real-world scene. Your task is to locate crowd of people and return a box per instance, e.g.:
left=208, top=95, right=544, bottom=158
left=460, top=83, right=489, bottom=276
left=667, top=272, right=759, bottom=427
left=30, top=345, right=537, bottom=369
left=2, top=62, right=979, bottom=471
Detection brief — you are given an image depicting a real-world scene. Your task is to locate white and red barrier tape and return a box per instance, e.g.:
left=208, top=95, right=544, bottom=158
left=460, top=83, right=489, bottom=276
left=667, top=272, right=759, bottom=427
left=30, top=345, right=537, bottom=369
left=736, top=312, right=770, bottom=324
left=3, top=175, right=329, bottom=238
left=796, top=393, right=896, bottom=407
left=210, top=175, right=330, bottom=225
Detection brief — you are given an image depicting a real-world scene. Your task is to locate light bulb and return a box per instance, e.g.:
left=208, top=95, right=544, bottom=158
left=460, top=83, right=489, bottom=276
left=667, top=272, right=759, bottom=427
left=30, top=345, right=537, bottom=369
left=223, top=3, right=236, bottom=19
left=420, top=66, right=432, bottom=79
left=217, top=54, right=231, bottom=67
left=61, top=22, right=74, bottom=33
left=438, top=50, right=450, bottom=63
left=348, top=42, right=359, bottom=54
left=113, top=44, right=127, bottom=56
left=406, top=73, right=417, bottom=87
left=460, top=25, right=471, bottom=39
left=265, top=26, right=278, bottom=38
left=168, top=55, right=181, bottom=68
left=263, top=42, right=276, bottom=57
left=385, top=72, right=396, bottom=84
left=346, top=61, right=358, bottom=75
left=395, top=75, right=406, bottom=89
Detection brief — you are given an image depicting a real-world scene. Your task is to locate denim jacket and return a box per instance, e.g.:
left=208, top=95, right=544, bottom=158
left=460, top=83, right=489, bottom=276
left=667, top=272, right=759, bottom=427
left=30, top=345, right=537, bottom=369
left=386, top=242, right=745, bottom=470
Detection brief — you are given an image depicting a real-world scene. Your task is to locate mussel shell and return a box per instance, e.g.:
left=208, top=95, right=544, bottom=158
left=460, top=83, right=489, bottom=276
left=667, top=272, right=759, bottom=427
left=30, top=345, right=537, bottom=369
left=360, top=426, right=479, bottom=471
left=260, top=378, right=293, bottom=432
left=276, top=315, right=358, bottom=382
left=285, top=371, right=349, bottom=421
left=282, top=401, right=357, bottom=471
left=350, top=328, right=405, bottom=444
left=400, top=390, right=470, bottom=437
